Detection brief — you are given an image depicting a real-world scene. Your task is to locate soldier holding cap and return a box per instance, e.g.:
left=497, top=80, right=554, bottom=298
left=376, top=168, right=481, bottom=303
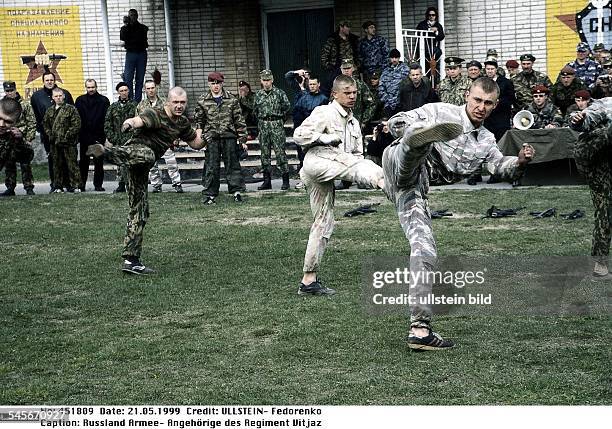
left=359, top=20, right=389, bottom=77
left=1, top=80, right=36, bottom=196
left=566, top=42, right=602, bottom=89
left=525, top=85, right=564, bottom=129
left=551, top=65, right=587, bottom=116
left=438, top=56, right=471, bottom=106
left=195, top=71, right=247, bottom=204
left=512, top=53, right=553, bottom=110
left=320, top=19, right=360, bottom=95
left=253, top=69, right=291, bottom=190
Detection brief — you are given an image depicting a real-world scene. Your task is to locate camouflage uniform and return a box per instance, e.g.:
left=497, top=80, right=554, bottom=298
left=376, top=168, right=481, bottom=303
left=550, top=78, right=587, bottom=116
left=137, top=95, right=182, bottom=189
left=104, top=100, right=137, bottom=184
left=438, top=75, right=471, bottom=106
left=293, top=100, right=384, bottom=274
left=512, top=70, right=553, bottom=110
left=194, top=88, right=247, bottom=197
left=253, top=85, right=291, bottom=174
left=104, top=108, right=196, bottom=260
left=567, top=58, right=602, bottom=89
left=0, top=132, right=34, bottom=180
left=321, top=32, right=361, bottom=93
left=378, top=61, right=410, bottom=115
left=238, top=91, right=257, bottom=129
left=385, top=103, right=523, bottom=328
left=43, top=103, right=81, bottom=189
left=525, top=101, right=565, bottom=128
left=359, top=35, right=389, bottom=76
left=3, top=94, right=36, bottom=192
left=570, top=97, right=612, bottom=266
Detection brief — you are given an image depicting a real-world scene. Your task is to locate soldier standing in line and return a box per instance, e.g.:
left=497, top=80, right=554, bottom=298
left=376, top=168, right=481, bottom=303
left=195, top=72, right=248, bottom=205
left=512, top=54, right=553, bottom=111
left=253, top=69, right=291, bottom=191
left=1, top=81, right=36, bottom=196
left=525, top=85, right=564, bottom=129
left=0, top=99, right=35, bottom=196
left=43, top=87, right=81, bottom=193
left=104, top=82, right=137, bottom=193
left=437, top=57, right=470, bottom=106
left=87, top=87, right=205, bottom=275
left=137, top=79, right=183, bottom=193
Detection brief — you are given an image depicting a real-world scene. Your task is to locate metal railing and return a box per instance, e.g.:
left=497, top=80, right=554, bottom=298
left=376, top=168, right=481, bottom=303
left=402, top=29, right=445, bottom=87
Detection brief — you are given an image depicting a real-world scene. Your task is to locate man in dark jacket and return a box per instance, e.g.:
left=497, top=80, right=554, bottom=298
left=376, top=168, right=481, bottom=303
left=483, top=59, right=516, bottom=141
left=398, top=63, right=439, bottom=112
left=551, top=65, right=587, bottom=116
left=320, top=19, right=360, bottom=96
left=30, top=70, right=74, bottom=191
left=75, top=79, right=110, bottom=191
left=120, top=8, right=148, bottom=102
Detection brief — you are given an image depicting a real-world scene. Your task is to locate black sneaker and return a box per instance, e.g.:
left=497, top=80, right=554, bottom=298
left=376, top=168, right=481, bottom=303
left=174, top=184, right=184, bottom=193
left=114, top=183, right=126, bottom=193
left=25, top=189, right=35, bottom=196
left=152, top=184, right=162, bottom=193
left=0, top=189, right=16, bottom=197
left=233, top=193, right=243, bottom=203
left=94, top=187, right=105, bottom=192
left=122, top=259, right=155, bottom=275
left=406, top=329, right=454, bottom=351
left=405, top=123, right=464, bottom=149
left=202, top=195, right=216, bottom=205
left=298, top=280, right=336, bottom=296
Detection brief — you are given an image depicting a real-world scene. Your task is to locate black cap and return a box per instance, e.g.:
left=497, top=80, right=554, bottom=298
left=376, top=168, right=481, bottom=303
left=3, top=80, right=16, bottom=91
left=116, top=81, right=128, bottom=91
left=466, top=60, right=482, bottom=69
left=389, top=48, right=401, bottom=58
left=362, top=20, right=375, bottom=30
left=445, top=57, right=464, bottom=67
left=519, top=54, right=536, bottom=62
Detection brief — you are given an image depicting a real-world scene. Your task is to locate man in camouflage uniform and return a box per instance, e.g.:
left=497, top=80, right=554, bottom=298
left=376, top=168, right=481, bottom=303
left=320, top=19, right=360, bottom=95
left=293, top=75, right=385, bottom=296
left=512, top=54, right=553, bottom=111
left=238, top=80, right=257, bottom=136
left=366, top=70, right=385, bottom=123
left=570, top=97, right=612, bottom=277
left=565, top=89, right=591, bottom=121
left=550, top=65, right=587, bottom=116
left=43, top=87, right=81, bottom=193
left=0, top=98, right=34, bottom=195
left=195, top=71, right=247, bottom=204
left=137, top=79, right=183, bottom=193
left=385, top=77, right=535, bottom=350
left=358, top=20, right=389, bottom=78
left=253, top=69, right=291, bottom=190
left=567, top=42, right=602, bottom=90
left=525, top=85, right=564, bottom=129
left=438, top=57, right=470, bottom=106
left=1, top=81, right=36, bottom=196
left=104, top=82, right=137, bottom=193
left=87, top=87, right=205, bottom=275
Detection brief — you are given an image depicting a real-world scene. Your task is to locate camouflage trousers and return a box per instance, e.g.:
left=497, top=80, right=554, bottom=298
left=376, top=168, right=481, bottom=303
left=300, top=146, right=384, bottom=273
left=383, top=139, right=436, bottom=329
left=105, top=143, right=156, bottom=259
left=149, top=148, right=181, bottom=186
left=258, top=119, right=288, bottom=174
left=201, top=137, right=245, bottom=196
left=574, top=126, right=612, bottom=264
left=51, top=145, right=80, bottom=190
left=4, top=147, right=34, bottom=191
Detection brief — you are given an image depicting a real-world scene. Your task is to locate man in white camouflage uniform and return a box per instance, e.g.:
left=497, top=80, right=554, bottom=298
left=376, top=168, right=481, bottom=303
left=385, top=77, right=535, bottom=350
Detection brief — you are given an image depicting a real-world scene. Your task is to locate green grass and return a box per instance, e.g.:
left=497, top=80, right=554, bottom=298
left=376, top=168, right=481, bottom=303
left=0, top=187, right=610, bottom=405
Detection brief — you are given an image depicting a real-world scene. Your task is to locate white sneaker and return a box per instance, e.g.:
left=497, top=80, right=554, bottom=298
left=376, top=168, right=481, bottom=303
left=295, top=181, right=305, bottom=190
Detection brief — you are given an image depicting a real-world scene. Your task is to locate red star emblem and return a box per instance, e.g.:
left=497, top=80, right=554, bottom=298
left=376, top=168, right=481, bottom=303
left=21, top=40, right=67, bottom=85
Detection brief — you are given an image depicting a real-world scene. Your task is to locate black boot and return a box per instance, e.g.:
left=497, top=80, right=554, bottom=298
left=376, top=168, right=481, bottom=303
left=280, top=173, right=290, bottom=190
left=114, top=182, right=126, bottom=193
left=257, top=172, right=272, bottom=190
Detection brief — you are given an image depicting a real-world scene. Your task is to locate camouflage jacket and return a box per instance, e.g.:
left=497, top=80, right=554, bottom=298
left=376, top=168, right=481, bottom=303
left=438, top=75, right=471, bottom=106
left=567, top=58, right=602, bottom=89
left=526, top=101, right=565, bottom=128
left=0, top=132, right=25, bottom=162
left=329, top=77, right=375, bottom=125
left=320, top=32, right=360, bottom=71
left=378, top=61, right=410, bottom=110
left=104, top=100, right=137, bottom=146
left=194, top=89, right=247, bottom=143
left=359, top=35, right=389, bottom=75
left=569, top=97, right=612, bottom=132
left=550, top=78, right=586, bottom=115
left=3, top=94, right=37, bottom=142
left=238, top=91, right=256, bottom=126
left=253, top=86, right=291, bottom=121
left=43, top=104, right=81, bottom=147
left=136, top=94, right=165, bottom=114
left=512, top=70, right=553, bottom=110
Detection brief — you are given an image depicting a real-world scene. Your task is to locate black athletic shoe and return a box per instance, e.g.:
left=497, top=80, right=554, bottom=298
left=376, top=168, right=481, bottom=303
left=152, top=184, right=162, bottom=193
left=233, top=193, right=243, bottom=203
left=407, top=329, right=454, bottom=351
left=94, top=187, right=105, bottom=192
left=174, top=184, right=184, bottom=193
left=25, top=189, right=35, bottom=196
left=0, top=189, right=16, bottom=197
left=114, top=183, right=126, bottom=193
left=202, top=195, right=216, bottom=205
left=122, top=259, right=155, bottom=275
left=298, top=280, right=336, bottom=296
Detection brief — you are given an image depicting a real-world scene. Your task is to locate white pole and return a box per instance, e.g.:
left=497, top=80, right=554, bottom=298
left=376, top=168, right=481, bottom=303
left=438, top=0, right=445, bottom=78
left=100, top=0, right=114, bottom=100
left=394, top=0, right=404, bottom=60
left=163, top=0, right=175, bottom=87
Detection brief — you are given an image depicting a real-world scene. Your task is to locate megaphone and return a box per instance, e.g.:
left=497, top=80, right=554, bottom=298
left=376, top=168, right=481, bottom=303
left=513, top=110, right=534, bottom=130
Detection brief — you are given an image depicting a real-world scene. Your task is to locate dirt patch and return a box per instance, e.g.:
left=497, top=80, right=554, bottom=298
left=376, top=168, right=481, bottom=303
left=217, top=216, right=285, bottom=226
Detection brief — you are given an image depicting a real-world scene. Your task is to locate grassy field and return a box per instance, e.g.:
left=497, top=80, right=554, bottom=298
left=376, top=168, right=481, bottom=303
left=1, top=186, right=610, bottom=405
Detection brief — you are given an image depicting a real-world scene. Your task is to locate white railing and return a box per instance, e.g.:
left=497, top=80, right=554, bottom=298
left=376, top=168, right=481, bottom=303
left=402, top=29, right=445, bottom=85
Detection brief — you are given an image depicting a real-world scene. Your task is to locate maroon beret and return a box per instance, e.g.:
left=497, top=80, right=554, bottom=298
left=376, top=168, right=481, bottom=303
left=532, top=85, right=549, bottom=95
left=208, top=71, right=224, bottom=83
left=505, top=60, right=519, bottom=68
left=574, top=90, right=591, bottom=100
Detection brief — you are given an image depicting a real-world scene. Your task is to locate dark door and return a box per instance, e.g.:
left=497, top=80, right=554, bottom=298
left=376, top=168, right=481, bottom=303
left=267, top=8, right=334, bottom=101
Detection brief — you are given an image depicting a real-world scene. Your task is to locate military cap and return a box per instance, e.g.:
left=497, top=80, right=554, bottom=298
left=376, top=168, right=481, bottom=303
left=260, top=69, right=274, bottom=80
left=576, top=42, right=590, bottom=52
left=370, top=70, right=381, bottom=79
left=594, top=43, right=605, bottom=51
left=466, top=60, right=482, bottom=69
left=207, top=71, right=224, bottom=83
left=484, top=57, right=498, bottom=67
left=444, top=56, right=463, bottom=67
left=574, top=89, right=591, bottom=100
left=505, top=59, right=519, bottom=68
left=340, top=59, right=354, bottom=69
left=389, top=48, right=401, bottom=58
left=486, top=49, right=498, bottom=57
left=238, top=80, right=250, bottom=87
left=560, top=65, right=575, bottom=76
left=519, top=54, right=536, bottom=62
left=338, top=19, right=351, bottom=27
left=3, top=80, right=16, bottom=91
left=532, top=85, right=549, bottom=95
left=115, top=81, right=128, bottom=91
left=362, top=20, right=375, bottom=30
